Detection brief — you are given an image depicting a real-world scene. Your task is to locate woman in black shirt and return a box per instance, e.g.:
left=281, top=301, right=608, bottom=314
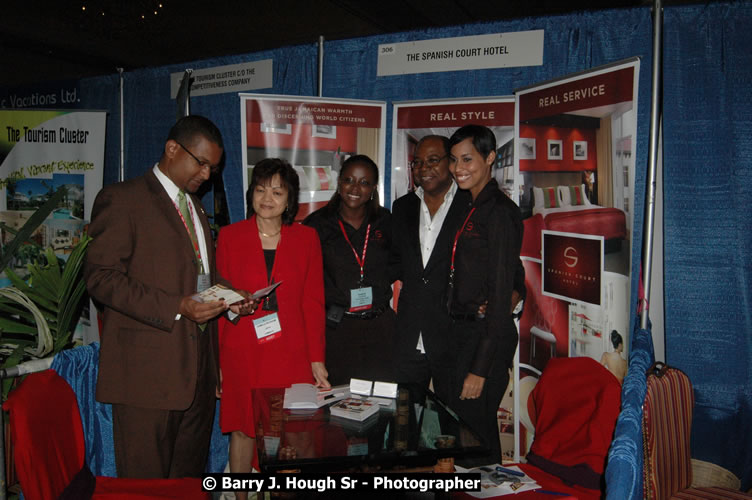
left=304, top=155, right=394, bottom=386
left=446, top=125, right=524, bottom=465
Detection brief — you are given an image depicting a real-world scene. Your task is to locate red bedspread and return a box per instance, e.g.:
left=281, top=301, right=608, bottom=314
left=521, top=208, right=626, bottom=259
left=542, top=207, right=627, bottom=240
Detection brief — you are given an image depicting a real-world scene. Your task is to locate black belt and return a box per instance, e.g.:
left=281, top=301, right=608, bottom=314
left=449, top=312, right=483, bottom=321
left=344, top=305, right=387, bottom=320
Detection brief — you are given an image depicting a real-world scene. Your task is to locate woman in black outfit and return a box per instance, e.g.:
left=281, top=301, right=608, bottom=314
left=304, top=155, right=394, bottom=386
left=446, top=125, right=524, bottom=465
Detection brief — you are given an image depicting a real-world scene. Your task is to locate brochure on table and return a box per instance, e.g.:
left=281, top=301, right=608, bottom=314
left=455, top=464, right=540, bottom=497
left=283, top=383, right=350, bottom=410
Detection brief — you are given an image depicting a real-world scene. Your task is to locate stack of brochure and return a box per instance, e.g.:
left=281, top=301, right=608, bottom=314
left=329, top=397, right=380, bottom=421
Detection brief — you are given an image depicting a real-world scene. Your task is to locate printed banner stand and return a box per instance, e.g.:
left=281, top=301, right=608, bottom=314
left=1, top=110, right=106, bottom=344
left=239, top=94, right=386, bottom=220
left=391, top=96, right=520, bottom=462
left=513, top=58, right=640, bottom=461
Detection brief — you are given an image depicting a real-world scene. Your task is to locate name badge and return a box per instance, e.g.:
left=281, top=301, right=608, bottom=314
left=197, top=273, right=211, bottom=293
left=349, top=287, right=373, bottom=312
left=253, top=312, right=282, bottom=342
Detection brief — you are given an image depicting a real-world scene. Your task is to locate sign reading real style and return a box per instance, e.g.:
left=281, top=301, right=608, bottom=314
left=390, top=97, right=515, bottom=203
left=542, top=231, right=603, bottom=306
left=377, top=31, right=544, bottom=76
left=170, top=60, right=273, bottom=98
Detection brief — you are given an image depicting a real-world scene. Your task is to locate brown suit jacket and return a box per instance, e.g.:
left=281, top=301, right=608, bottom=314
left=85, top=168, right=219, bottom=411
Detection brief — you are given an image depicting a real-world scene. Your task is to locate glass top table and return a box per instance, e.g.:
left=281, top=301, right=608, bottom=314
left=252, top=386, right=488, bottom=473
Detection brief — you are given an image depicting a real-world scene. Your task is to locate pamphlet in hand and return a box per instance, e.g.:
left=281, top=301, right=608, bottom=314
left=194, top=284, right=245, bottom=305
left=250, top=281, right=282, bottom=300
left=329, top=397, right=380, bottom=421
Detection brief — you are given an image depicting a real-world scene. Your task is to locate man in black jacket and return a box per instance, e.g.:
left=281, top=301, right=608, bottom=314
left=391, top=134, right=526, bottom=407
left=391, top=135, right=471, bottom=404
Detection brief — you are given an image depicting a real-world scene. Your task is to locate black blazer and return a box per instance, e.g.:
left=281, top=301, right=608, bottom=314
left=390, top=189, right=473, bottom=365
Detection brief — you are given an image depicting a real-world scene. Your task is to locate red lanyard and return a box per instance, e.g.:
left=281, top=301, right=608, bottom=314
left=172, top=198, right=203, bottom=263
left=338, top=220, right=370, bottom=282
left=450, top=207, right=476, bottom=276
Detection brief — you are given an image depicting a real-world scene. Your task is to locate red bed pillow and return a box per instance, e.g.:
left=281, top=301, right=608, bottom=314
left=569, top=185, right=587, bottom=206
left=543, top=187, right=559, bottom=208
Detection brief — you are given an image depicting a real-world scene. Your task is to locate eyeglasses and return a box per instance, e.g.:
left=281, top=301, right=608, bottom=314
left=177, top=142, right=219, bottom=174
left=409, top=155, right=447, bottom=170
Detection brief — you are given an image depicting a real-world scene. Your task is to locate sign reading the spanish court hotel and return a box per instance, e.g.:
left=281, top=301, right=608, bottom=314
left=542, top=230, right=603, bottom=306
left=377, top=31, right=543, bottom=76
left=170, top=59, right=273, bottom=98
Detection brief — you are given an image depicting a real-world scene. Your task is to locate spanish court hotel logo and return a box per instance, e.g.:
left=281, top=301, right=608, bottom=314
left=542, top=231, right=603, bottom=306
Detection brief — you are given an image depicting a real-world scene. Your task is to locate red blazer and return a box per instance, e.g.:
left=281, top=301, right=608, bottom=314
left=216, top=217, right=325, bottom=390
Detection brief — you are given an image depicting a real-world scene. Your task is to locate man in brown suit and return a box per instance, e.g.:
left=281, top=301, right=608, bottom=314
left=85, top=115, right=253, bottom=478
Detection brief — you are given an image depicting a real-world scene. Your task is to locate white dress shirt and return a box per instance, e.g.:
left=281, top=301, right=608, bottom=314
left=154, top=164, right=211, bottom=322
left=153, top=163, right=210, bottom=276
left=414, top=181, right=458, bottom=353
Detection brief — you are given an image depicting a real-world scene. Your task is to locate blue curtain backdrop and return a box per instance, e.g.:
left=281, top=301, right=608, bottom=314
left=64, top=8, right=653, bottom=336
left=663, top=2, right=752, bottom=489
left=4, top=2, right=752, bottom=492
left=2, top=9, right=654, bottom=328
left=120, top=44, right=317, bottom=221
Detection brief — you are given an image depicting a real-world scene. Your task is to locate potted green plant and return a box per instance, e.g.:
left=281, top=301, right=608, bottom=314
left=0, top=188, right=91, bottom=397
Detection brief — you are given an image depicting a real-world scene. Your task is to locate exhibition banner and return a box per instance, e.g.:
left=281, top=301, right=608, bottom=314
left=0, top=110, right=106, bottom=339
left=239, top=94, right=387, bottom=220
left=514, top=59, right=640, bottom=457
left=391, top=96, right=519, bottom=461
left=391, top=97, right=516, bottom=204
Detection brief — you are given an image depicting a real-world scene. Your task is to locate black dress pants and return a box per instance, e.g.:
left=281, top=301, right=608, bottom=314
left=446, top=318, right=511, bottom=467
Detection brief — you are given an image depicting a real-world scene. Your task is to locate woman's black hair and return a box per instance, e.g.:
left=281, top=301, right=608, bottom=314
left=610, top=330, right=623, bottom=349
left=246, top=158, right=299, bottom=224
left=448, top=124, right=497, bottom=160
left=326, top=154, right=380, bottom=220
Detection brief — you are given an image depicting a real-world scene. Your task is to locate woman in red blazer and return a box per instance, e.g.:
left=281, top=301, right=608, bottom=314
left=216, top=158, right=329, bottom=497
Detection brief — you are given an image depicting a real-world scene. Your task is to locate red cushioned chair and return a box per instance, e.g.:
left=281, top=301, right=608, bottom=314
left=643, top=362, right=752, bottom=500
left=519, top=356, right=622, bottom=500
left=456, top=357, right=621, bottom=500
left=3, top=369, right=209, bottom=500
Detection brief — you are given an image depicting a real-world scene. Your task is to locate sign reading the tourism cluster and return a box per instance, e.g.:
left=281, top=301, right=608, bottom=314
left=377, top=30, right=544, bottom=76
left=0, top=110, right=106, bottom=338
